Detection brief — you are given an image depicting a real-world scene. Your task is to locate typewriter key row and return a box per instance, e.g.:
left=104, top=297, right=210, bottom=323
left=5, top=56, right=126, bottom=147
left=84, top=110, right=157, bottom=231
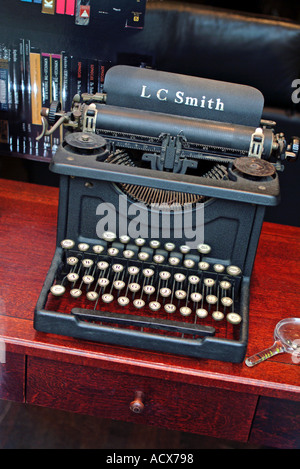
left=60, top=235, right=242, bottom=276
left=52, top=235, right=243, bottom=326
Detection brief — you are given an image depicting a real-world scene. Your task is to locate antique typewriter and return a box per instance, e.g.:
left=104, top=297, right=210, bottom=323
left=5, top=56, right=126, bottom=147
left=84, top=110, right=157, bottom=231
left=34, top=65, right=299, bottom=362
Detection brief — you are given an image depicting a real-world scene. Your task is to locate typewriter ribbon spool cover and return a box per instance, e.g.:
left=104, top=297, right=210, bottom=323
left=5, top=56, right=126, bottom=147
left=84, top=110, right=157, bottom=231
left=34, top=65, right=297, bottom=363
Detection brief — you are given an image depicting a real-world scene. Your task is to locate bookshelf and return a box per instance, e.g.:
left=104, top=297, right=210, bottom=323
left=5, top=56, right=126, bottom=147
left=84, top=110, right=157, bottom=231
left=0, top=0, right=147, bottom=163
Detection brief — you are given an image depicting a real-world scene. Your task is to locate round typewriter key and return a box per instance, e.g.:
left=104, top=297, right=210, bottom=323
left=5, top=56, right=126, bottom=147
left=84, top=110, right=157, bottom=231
left=97, top=261, right=109, bottom=270
left=180, top=306, right=192, bottom=317
left=174, top=273, right=186, bottom=282
left=196, top=308, right=208, bottom=318
left=153, top=254, right=165, bottom=264
left=119, top=235, right=130, bottom=244
left=190, top=292, right=202, bottom=302
left=50, top=285, right=65, bottom=296
left=227, top=312, right=242, bottom=325
left=123, top=249, right=135, bottom=259
left=70, top=288, right=82, bottom=298
left=61, top=239, right=75, bottom=250
left=160, top=287, right=171, bottom=297
left=102, top=231, right=116, bottom=242
left=112, top=263, right=124, bottom=273
left=98, top=278, right=110, bottom=287
left=143, top=285, right=155, bottom=295
left=220, top=280, right=231, bottom=290
left=138, top=251, right=150, bottom=261
left=212, top=311, right=224, bottom=321
left=102, top=293, right=114, bottom=303
left=221, top=297, right=233, bottom=307
left=188, top=275, right=200, bottom=285
left=169, top=256, right=181, bottom=266
left=204, top=278, right=215, bottom=287
left=92, top=244, right=105, bottom=254
left=175, top=290, right=187, bottom=300
left=78, top=243, right=89, bottom=252
left=213, top=263, right=225, bottom=273
left=226, top=265, right=241, bottom=276
left=113, top=280, right=125, bottom=290
left=180, top=245, right=191, bottom=254
left=164, top=303, right=176, bottom=313
left=184, top=259, right=195, bottom=269
left=128, top=282, right=140, bottom=292
left=159, top=271, right=171, bottom=280
left=108, top=247, right=119, bottom=257
left=118, top=296, right=130, bottom=306
left=164, top=242, right=175, bottom=252
left=67, top=272, right=79, bottom=282
left=135, top=237, right=146, bottom=247
left=150, top=240, right=160, bottom=249
left=67, top=256, right=78, bottom=266
left=149, top=301, right=161, bottom=311
left=82, top=258, right=94, bottom=268
left=143, top=268, right=154, bottom=277
left=133, top=299, right=145, bottom=309
left=86, top=291, right=99, bottom=301
left=128, top=266, right=140, bottom=275
left=198, top=261, right=210, bottom=271
left=83, top=275, right=94, bottom=284
left=197, top=243, right=211, bottom=255
left=206, top=294, right=218, bottom=305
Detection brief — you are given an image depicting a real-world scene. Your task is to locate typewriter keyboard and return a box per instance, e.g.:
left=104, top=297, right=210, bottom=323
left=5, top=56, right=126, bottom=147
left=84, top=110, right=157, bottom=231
left=45, top=232, right=244, bottom=343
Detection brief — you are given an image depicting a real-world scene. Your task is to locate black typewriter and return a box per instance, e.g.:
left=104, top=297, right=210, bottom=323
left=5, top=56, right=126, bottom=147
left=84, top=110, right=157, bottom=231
left=34, top=65, right=299, bottom=362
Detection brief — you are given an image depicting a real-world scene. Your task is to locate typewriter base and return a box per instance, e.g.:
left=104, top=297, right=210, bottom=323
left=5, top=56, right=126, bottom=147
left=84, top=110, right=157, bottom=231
left=33, top=145, right=278, bottom=363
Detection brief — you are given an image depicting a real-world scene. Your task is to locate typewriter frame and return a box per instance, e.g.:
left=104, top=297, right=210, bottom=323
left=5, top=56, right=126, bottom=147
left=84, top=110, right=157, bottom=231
left=34, top=145, right=280, bottom=363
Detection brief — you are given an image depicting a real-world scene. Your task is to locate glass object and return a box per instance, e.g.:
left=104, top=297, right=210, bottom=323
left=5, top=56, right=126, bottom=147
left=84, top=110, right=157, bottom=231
left=245, top=318, right=300, bottom=367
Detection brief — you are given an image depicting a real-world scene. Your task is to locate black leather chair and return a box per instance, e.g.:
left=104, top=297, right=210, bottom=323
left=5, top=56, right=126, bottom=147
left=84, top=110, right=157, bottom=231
left=111, top=1, right=300, bottom=225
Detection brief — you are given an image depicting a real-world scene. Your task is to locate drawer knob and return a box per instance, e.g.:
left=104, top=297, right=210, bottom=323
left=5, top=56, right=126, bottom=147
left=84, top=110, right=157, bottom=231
left=130, top=391, right=145, bottom=414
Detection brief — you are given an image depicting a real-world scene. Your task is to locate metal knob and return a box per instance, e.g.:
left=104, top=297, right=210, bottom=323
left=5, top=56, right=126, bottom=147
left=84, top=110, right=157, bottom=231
left=130, top=391, right=145, bottom=414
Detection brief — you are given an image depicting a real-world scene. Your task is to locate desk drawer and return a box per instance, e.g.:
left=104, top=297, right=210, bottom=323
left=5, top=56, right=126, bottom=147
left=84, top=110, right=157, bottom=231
left=26, top=356, right=257, bottom=442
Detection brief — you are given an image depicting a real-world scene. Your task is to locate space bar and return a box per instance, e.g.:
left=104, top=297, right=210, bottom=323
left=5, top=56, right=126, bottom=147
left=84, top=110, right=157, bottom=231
left=72, top=308, right=215, bottom=337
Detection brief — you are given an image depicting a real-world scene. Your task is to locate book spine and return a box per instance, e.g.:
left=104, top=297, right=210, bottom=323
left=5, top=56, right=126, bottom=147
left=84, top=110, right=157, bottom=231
left=19, top=39, right=27, bottom=154
left=0, top=43, right=10, bottom=150
left=61, top=51, right=71, bottom=111
left=24, top=39, right=32, bottom=154
left=11, top=43, right=21, bottom=152
left=73, top=56, right=87, bottom=97
left=97, top=59, right=111, bottom=92
left=51, top=53, right=61, bottom=154
left=65, top=0, right=75, bottom=15
left=41, top=52, right=51, bottom=157
left=88, top=58, right=98, bottom=95
left=42, top=0, right=56, bottom=14
left=56, top=0, right=65, bottom=14
left=30, top=49, right=42, bottom=155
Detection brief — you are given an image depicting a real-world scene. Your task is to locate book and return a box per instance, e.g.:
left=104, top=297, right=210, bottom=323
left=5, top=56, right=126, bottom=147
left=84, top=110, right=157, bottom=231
left=30, top=48, right=42, bottom=155
left=51, top=53, right=61, bottom=154
left=41, top=52, right=51, bottom=157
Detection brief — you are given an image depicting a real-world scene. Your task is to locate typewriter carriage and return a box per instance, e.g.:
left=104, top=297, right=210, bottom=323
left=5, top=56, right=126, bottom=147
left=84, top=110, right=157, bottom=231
left=34, top=66, right=299, bottom=363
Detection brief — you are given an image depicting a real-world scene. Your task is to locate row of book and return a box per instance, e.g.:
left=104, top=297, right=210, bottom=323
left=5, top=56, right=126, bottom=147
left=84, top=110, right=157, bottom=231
left=0, top=39, right=111, bottom=159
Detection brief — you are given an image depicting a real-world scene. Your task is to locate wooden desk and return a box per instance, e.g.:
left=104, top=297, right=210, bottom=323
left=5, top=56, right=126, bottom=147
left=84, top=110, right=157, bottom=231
left=0, top=179, right=299, bottom=448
